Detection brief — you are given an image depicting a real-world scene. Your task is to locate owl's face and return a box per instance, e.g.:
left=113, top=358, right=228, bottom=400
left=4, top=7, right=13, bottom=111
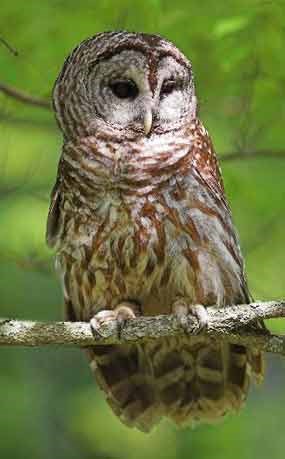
left=53, top=32, right=197, bottom=138
left=89, top=49, right=195, bottom=134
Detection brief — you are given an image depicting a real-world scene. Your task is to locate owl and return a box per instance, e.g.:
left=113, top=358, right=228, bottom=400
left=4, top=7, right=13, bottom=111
left=47, top=31, right=264, bottom=432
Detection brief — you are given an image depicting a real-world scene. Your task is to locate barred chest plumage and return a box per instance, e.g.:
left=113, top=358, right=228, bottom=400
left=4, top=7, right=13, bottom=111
left=55, top=122, right=247, bottom=321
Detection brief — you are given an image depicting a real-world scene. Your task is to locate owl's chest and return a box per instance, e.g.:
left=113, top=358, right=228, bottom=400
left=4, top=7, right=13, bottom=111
left=59, top=172, right=244, bottom=318
left=59, top=186, right=197, bottom=316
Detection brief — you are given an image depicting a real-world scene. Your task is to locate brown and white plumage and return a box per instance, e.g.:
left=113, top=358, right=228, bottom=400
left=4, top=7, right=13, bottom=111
left=47, top=31, right=264, bottom=432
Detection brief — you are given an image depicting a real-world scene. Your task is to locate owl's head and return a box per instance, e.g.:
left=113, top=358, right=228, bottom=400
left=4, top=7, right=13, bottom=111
left=53, top=31, right=197, bottom=139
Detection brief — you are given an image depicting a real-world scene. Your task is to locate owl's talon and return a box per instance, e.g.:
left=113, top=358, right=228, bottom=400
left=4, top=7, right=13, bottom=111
left=172, top=300, right=208, bottom=334
left=90, top=303, right=137, bottom=339
left=90, top=310, right=117, bottom=338
left=191, top=304, right=209, bottom=333
left=114, top=303, right=137, bottom=339
left=172, top=300, right=190, bottom=334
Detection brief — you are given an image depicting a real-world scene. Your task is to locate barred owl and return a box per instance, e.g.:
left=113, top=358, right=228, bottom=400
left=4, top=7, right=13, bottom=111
left=47, top=31, right=264, bottom=432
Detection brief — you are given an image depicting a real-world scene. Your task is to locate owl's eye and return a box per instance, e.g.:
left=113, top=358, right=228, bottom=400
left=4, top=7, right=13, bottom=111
left=160, top=79, right=181, bottom=97
left=109, top=80, right=138, bottom=99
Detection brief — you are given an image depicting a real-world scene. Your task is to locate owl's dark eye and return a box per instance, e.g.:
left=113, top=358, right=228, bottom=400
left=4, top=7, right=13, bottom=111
left=160, top=79, right=181, bottom=97
left=109, top=80, right=138, bottom=99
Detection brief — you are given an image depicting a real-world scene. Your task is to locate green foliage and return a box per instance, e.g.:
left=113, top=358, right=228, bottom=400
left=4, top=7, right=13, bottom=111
left=0, top=1, right=285, bottom=458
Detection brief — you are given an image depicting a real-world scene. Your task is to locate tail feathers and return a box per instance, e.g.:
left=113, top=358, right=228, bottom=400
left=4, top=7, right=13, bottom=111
left=86, top=338, right=264, bottom=432
left=86, top=344, right=163, bottom=432
left=149, top=339, right=251, bottom=426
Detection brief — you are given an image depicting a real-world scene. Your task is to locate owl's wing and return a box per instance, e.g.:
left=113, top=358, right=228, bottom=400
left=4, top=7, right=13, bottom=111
left=188, top=120, right=265, bottom=379
left=188, top=119, right=252, bottom=303
left=189, top=119, right=229, bottom=212
left=46, top=172, right=63, bottom=248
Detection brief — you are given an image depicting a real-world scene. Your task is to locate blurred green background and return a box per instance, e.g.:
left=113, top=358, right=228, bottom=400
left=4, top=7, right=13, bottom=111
left=0, top=1, right=285, bottom=458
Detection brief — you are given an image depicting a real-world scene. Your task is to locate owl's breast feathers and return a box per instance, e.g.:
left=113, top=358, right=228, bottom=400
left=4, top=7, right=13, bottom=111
left=48, top=118, right=249, bottom=319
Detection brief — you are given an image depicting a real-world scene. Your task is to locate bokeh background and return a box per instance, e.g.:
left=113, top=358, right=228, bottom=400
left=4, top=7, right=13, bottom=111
left=0, top=1, right=285, bottom=458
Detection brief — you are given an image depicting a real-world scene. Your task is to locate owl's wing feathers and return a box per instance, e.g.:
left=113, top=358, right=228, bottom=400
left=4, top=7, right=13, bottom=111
left=186, top=120, right=265, bottom=394
left=46, top=182, right=62, bottom=248
left=189, top=119, right=251, bottom=297
left=190, top=120, right=230, bottom=219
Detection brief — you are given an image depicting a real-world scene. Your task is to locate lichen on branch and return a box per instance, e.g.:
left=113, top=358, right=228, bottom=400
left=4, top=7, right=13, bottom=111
left=1, top=301, right=285, bottom=356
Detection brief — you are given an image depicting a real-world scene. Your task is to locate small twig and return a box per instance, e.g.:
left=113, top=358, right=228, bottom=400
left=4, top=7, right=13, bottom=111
left=0, top=82, right=51, bottom=109
left=0, top=301, right=285, bottom=357
left=0, top=37, right=18, bottom=56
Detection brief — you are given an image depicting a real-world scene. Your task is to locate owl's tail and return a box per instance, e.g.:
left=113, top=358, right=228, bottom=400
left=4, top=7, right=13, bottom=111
left=148, top=337, right=264, bottom=426
left=85, top=343, right=163, bottom=432
left=86, top=338, right=264, bottom=432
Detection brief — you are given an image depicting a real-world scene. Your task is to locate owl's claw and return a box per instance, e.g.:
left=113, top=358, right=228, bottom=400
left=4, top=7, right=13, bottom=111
left=90, top=310, right=117, bottom=338
left=172, top=300, right=208, bottom=334
left=90, top=302, right=137, bottom=339
left=191, top=304, right=209, bottom=332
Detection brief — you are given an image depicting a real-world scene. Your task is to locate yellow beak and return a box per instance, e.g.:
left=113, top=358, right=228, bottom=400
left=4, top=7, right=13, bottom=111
left=144, top=109, right=153, bottom=135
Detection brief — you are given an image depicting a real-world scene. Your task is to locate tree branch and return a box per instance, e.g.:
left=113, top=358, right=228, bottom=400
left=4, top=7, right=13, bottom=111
left=220, top=151, right=285, bottom=161
left=0, top=82, right=51, bottom=110
left=1, top=301, right=285, bottom=356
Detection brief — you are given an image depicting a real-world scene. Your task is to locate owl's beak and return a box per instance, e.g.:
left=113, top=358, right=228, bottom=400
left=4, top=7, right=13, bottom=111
left=143, top=109, right=153, bottom=135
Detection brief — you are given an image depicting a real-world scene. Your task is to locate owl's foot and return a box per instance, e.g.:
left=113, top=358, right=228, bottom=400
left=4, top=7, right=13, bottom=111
left=90, top=302, right=137, bottom=339
left=172, top=299, right=208, bottom=334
